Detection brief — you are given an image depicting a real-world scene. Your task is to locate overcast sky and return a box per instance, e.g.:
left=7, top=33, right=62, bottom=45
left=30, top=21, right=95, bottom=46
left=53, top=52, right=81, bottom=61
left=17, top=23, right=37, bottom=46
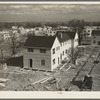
left=0, top=4, right=100, bottom=22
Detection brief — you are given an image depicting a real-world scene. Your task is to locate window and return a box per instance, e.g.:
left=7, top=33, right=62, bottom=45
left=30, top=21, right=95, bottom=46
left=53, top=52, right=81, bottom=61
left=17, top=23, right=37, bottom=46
left=53, top=48, right=55, bottom=54
left=87, top=33, right=90, bottom=35
left=63, top=51, right=64, bottom=55
left=40, top=49, right=46, bottom=53
left=58, top=57, right=59, bottom=64
left=56, top=46, right=60, bottom=51
left=65, top=49, right=67, bottom=54
left=94, top=41, right=96, bottom=43
left=59, top=46, right=60, bottom=50
left=41, top=60, right=45, bottom=66
left=61, top=43, right=62, bottom=47
left=84, top=30, right=86, bottom=32
left=28, top=48, right=34, bottom=52
left=63, top=42, right=64, bottom=46
left=53, top=59, right=55, bottom=65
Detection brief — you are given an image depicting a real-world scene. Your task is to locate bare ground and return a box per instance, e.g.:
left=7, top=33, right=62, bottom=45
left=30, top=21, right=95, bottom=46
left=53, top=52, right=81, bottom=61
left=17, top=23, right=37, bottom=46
left=0, top=46, right=100, bottom=91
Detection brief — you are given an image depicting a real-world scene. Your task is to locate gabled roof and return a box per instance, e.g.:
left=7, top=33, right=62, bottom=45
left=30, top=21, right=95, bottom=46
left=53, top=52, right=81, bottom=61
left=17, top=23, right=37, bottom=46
left=24, top=36, right=56, bottom=48
left=56, top=31, right=76, bottom=42
left=92, top=30, right=100, bottom=36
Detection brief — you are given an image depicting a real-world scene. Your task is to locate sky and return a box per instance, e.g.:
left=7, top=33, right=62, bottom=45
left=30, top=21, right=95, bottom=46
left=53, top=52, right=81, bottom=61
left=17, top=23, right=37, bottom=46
left=0, top=4, right=100, bottom=22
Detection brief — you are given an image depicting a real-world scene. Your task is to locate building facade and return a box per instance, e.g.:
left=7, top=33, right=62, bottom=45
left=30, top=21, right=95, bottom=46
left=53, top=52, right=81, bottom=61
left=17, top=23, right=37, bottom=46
left=91, top=30, right=100, bottom=45
left=23, top=31, right=78, bottom=71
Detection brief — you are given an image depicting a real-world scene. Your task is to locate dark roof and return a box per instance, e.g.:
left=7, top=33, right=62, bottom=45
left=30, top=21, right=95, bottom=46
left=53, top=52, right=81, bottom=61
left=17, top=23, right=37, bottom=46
left=56, top=31, right=76, bottom=42
left=24, top=36, right=56, bottom=48
left=92, top=30, right=100, bottom=36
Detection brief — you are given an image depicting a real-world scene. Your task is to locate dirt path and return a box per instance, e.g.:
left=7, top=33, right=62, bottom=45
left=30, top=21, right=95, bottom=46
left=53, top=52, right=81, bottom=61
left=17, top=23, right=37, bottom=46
left=70, top=47, right=100, bottom=91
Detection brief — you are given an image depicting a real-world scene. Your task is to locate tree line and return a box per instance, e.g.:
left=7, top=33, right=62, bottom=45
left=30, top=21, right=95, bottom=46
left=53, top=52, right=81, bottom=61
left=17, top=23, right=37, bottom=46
left=0, top=21, right=100, bottom=30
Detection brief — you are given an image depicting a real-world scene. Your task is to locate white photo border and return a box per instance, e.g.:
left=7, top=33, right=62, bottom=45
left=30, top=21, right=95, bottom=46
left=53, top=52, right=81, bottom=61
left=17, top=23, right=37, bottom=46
left=0, top=1, right=100, bottom=99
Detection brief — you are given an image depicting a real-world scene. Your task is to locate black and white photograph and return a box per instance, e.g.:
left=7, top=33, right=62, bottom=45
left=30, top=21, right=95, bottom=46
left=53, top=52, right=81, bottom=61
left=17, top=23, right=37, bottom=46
left=0, top=1, right=100, bottom=93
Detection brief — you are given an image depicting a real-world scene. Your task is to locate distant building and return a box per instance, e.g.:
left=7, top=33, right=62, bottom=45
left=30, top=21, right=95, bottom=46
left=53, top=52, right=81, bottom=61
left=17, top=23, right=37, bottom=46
left=57, top=26, right=68, bottom=30
left=81, top=29, right=100, bottom=45
left=12, top=26, right=18, bottom=30
left=45, top=30, right=57, bottom=36
left=4, top=33, right=10, bottom=40
left=19, top=27, right=26, bottom=35
left=23, top=31, right=78, bottom=71
left=82, top=26, right=99, bottom=37
left=2, top=28, right=20, bottom=40
left=81, top=26, right=100, bottom=45
left=81, top=37, right=91, bottom=45
left=91, top=30, right=100, bottom=45
left=34, top=27, right=42, bottom=33
left=1, top=29, right=11, bottom=40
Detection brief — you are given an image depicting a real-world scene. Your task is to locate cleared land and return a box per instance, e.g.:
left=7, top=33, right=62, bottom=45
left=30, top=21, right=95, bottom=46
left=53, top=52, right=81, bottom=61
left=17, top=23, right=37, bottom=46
left=0, top=46, right=100, bottom=91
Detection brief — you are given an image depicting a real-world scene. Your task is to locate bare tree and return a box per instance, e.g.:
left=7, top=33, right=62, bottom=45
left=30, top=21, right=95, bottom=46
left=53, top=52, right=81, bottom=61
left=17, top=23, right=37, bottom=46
left=68, top=19, right=85, bottom=45
left=8, top=30, right=20, bottom=56
left=67, top=19, right=85, bottom=64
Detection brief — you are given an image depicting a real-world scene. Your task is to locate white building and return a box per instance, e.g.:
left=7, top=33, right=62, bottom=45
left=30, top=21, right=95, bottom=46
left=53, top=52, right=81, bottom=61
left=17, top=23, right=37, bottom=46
left=23, top=31, right=78, bottom=71
left=4, top=33, right=10, bottom=40
left=45, top=30, right=57, bottom=36
left=82, top=26, right=98, bottom=37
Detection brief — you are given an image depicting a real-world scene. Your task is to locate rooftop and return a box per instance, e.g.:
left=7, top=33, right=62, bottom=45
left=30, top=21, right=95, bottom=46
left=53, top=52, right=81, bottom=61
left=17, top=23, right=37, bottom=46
left=92, top=30, right=100, bottom=36
left=56, top=31, right=76, bottom=42
left=24, top=36, right=56, bottom=49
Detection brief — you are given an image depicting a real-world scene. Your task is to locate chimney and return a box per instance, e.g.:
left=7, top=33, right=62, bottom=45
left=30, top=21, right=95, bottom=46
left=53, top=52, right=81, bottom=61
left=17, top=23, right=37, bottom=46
left=57, top=32, right=62, bottom=39
left=60, top=33, right=62, bottom=39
